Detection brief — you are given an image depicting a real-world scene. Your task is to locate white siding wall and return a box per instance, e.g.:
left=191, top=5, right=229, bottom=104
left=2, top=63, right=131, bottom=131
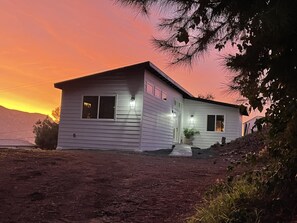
left=243, top=116, right=263, bottom=135
left=58, top=70, right=143, bottom=150
left=140, top=70, right=183, bottom=151
left=182, top=99, right=242, bottom=149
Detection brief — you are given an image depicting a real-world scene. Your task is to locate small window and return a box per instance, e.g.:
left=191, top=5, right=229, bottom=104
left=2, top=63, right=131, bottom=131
left=162, top=91, right=167, bottom=101
left=216, top=115, right=225, bottom=132
left=174, top=99, right=182, bottom=108
left=207, top=115, right=225, bottom=132
left=154, top=87, right=161, bottom=99
left=99, top=96, right=116, bottom=119
left=146, top=82, right=154, bottom=95
left=82, top=96, right=98, bottom=119
left=207, top=115, right=215, bottom=131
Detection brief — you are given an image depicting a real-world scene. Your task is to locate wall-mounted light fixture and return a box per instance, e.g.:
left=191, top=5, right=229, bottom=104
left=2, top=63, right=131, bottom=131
left=130, top=96, right=136, bottom=109
left=189, top=115, right=195, bottom=126
left=172, top=110, right=177, bottom=118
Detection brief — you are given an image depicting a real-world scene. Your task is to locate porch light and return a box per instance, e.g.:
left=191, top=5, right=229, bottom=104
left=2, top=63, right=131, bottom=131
left=172, top=110, right=177, bottom=118
left=130, top=96, right=136, bottom=109
left=189, top=115, right=195, bottom=127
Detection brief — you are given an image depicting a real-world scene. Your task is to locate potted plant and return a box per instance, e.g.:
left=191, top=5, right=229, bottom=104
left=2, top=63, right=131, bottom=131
left=183, top=128, right=200, bottom=145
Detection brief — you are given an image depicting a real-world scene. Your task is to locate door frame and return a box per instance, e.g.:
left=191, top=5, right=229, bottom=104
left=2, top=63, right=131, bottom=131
left=172, top=99, right=183, bottom=143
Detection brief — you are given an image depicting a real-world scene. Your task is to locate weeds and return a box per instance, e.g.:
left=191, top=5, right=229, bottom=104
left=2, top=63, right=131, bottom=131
left=187, top=129, right=297, bottom=223
left=187, top=179, right=261, bottom=223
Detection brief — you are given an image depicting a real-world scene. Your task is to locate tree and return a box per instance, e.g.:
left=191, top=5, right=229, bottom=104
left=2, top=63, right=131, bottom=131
left=118, top=0, right=297, bottom=221
left=118, top=0, right=297, bottom=126
left=33, top=117, right=59, bottom=150
left=197, top=93, right=214, bottom=100
left=118, top=0, right=297, bottom=153
left=51, top=106, right=60, bottom=124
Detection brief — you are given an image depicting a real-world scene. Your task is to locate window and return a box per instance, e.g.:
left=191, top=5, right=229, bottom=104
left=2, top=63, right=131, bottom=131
left=178, top=102, right=181, bottom=108
left=82, top=96, right=116, bottom=120
left=145, top=81, right=167, bottom=102
left=174, top=99, right=182, bottom=109
left=146, top=82, right=154, bottom=95
left=207, top=115, right=215, bottom=131
left=216, top=115, right=225, bottom=132
left=154, top=87, right=161, bottom=99
left=162, top=91, right=167, bottom=101
left=99, top=96, right=116, bottom=119
left=82, top=96, right=98, bottom=119
left=207, top=115, right=225, bottom=132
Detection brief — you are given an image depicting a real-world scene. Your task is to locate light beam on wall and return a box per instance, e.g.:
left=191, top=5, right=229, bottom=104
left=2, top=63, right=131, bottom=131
left=130, top=96, right=136, bottom=109
left=172, top=110, right=177, bottom=118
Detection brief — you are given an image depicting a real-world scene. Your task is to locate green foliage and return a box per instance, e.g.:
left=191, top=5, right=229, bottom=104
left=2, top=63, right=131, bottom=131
left=188, top=135, right=297, bottom=222
left=197, top=93, right=214, bottom=100
left=187, top=179, right=261, bottom=223
left=118, top=0, right=297, bottom=140
left=184, top=128, right=200, bottom=139
left=33, top=117, right=59, bottom=150
left=118, top=0, right=297, bottom=221
left=51, top=106, right=60, bottom=124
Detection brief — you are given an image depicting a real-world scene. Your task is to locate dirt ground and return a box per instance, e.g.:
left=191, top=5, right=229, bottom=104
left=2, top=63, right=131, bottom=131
left=0, top=148, right=237, bottom=223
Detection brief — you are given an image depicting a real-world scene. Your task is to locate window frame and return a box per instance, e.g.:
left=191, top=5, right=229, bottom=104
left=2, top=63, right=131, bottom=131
left=174, top=99, right=182, bottom=110
left=146, top=81, right=154, bottom=95
left=161, top=91, right=167, bottom=101
left=206, top=114, right=225, bottom=132
left=154, top=87, right=162, bottom=99
left=98, top=95, right=117, bottom=120
left=81, top=96, right=99, bottom=119
left=81, top=94, right=117, bottom=121
left=145, top=81, right=168, bottom=102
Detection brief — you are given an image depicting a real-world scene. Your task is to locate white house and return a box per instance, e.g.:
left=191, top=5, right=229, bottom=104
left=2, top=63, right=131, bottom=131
left=243, top=116, right=264, bottom=136
left=55, top=61, right=247, bottom=151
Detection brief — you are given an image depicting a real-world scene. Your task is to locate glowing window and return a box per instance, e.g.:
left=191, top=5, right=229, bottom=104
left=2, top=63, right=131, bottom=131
left=216, top=115, right=225, bottom=132
left=82, top=96, right=98, bottom=119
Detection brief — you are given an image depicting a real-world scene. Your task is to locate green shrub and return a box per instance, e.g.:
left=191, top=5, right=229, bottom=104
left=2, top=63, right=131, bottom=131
left=184, top=128, right=200, bottom=139
left=187, top=179, right=262, bottom=223
left=33, top=117, right=59, bottom=149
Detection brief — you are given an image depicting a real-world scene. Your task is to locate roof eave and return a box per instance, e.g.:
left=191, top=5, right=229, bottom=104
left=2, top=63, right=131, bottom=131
left=54, top=61, right=149, bottom=89
left=184, top=97, right=249, bottom=116
left=145, top=62, right=193, bottom=98
left=54, top=61, right=194, bottom=98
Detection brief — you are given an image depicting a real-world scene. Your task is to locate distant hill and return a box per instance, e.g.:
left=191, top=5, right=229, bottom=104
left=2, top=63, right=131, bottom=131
left=0, top=106, right=47, bottom=143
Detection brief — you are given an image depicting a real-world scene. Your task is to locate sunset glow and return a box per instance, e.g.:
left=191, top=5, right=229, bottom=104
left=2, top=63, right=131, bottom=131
left=0, top=0, right=241, bottom=116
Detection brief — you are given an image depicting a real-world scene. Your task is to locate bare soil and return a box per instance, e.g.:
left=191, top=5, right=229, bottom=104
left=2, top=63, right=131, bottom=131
left=0, top=148, right=234, bottom=223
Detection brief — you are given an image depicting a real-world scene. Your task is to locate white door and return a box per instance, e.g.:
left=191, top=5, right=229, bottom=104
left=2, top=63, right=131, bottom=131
left=172, top=99, right=183, bottom=144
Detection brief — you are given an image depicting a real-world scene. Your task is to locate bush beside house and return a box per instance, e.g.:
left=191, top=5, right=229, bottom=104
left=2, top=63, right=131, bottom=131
left=33, top=117, right=58, bottom=150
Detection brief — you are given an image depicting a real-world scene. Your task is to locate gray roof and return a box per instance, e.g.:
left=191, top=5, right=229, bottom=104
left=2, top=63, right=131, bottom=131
left=55, top=61, right=246, bottom=112
left=54, top=61, right=193, bottom=97
left=185, top=97, right=241, bottom=109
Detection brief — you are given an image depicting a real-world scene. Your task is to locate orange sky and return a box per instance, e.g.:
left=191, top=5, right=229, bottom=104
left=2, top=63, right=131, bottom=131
left=0, top=0, right=245, bottom=116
